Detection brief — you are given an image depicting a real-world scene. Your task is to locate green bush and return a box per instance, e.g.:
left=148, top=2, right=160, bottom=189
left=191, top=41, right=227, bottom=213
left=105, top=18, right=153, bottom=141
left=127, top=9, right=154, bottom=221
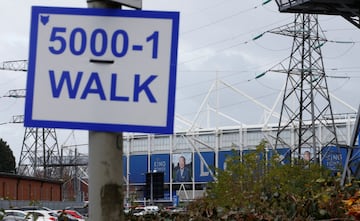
left=187, top=141, right=349, bottom=220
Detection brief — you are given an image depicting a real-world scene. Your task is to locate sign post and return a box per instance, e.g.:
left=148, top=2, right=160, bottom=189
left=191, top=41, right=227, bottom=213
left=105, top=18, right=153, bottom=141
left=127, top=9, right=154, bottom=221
left=86, top=2, right=124, bottom=221
left=87, top=2, right=139, bottom=221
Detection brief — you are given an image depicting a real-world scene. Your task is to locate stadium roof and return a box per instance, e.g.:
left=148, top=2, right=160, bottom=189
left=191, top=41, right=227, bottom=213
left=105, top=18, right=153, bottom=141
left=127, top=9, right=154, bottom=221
left=275, top=0, right=360, bottom=28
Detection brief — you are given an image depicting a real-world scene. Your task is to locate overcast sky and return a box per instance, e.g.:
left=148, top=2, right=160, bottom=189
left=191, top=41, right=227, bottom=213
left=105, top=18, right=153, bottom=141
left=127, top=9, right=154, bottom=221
left=0, top=0, right=359, bottom=163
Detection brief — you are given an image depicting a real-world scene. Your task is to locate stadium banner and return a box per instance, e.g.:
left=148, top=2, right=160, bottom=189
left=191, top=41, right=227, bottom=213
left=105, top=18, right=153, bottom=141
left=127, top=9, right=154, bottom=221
left=218, top=150, right=239, bottom=170
left=243, top=149, right=263, bottom=160
left=129, top=155, right=148, bottom=183
left=150, top=154, right=170, bottom=183
left=194, top=152, right=215, bottom=182
left=348, top=147, right=360, bottom=173
left=172, top=153, right=192, bottom=183
left=271, top=148, right=291, bottom=165
left=321, top=146, right=346, bottom=172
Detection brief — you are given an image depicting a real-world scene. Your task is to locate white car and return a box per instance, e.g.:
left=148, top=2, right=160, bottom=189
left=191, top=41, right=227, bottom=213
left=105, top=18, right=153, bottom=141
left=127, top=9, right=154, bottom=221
left=132, top=206, right=160, bottom=216
left=4, top=210, right=32, bottom=220
left=144, top=206, right=160, bottom=215
left=25, top=210, right=58, bottom=221
left=132, top=207, right=146, bottom=216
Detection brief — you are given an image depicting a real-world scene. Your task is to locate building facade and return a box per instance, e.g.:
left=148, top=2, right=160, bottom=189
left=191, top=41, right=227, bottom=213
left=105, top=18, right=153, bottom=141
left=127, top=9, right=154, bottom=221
left=122, top=116, right=359, bottom=204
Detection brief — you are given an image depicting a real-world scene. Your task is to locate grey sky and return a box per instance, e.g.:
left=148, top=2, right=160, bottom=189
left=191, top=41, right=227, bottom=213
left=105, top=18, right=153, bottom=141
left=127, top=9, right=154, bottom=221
left=0, top=0, right=359, bottom=163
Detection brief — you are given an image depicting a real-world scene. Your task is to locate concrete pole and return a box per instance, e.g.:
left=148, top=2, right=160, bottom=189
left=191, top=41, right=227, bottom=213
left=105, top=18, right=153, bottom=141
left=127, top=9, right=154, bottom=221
left=85, top=1, right=145, bottom=219
left=87, top=3, right=124, bottom=221
left=87, top=0, right=142, bottom=221
left=88, top=131, right=124, bottom=221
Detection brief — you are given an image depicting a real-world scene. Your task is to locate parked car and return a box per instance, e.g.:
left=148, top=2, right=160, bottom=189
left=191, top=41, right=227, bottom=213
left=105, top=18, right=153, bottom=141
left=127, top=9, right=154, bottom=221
left=26, top=210, right=58, bottom=221
left=57, top=210, right=85, bottom=221
left=2, top=216, right=27, bottom=221
left=58, top=210, right=84, bottom=219
left=56, top=213, right=78, bottom=221
left=65, top=207, right=88, bottom=218
left=144, top=206, right=160, bottom=215
left=132, top=206, right=160, bottom=216
left=16, top=206, right=53, bottom=211
left=132, top=207, right=146, bottom=216
left=4, top=210, right=32, bottom=220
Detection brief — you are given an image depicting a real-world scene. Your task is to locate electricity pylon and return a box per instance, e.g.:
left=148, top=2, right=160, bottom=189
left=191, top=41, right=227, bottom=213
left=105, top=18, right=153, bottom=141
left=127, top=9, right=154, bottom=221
left=18, top=126, right=61, bottom=178
left=270, top=14, right=339, bottom=164
left=1, top=61, right=61, bottom=178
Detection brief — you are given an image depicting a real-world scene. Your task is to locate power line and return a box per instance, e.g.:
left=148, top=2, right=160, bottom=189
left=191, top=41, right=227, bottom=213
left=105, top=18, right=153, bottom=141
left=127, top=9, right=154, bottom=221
left=178, top=23, right=357, bottom=66
left=181, top=0, right=273, bottom=36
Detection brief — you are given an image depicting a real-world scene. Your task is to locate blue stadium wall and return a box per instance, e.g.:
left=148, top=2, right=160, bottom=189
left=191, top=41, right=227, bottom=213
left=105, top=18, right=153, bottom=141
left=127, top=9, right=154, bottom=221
left=122, top=147, right=359, bottom=202
left=124, top=147, right=354, bottom=185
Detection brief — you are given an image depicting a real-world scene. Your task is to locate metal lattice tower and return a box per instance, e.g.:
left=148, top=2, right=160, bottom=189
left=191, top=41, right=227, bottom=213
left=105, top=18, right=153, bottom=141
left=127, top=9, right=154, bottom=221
left=17, top=127, right=61, bottom=178
left=271, top=14, right=339, bottom=162
left=1, top=61, right=61, bottom=178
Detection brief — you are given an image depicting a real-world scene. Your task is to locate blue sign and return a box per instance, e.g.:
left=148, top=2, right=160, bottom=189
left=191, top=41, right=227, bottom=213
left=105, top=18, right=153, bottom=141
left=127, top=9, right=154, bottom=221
left=25, top=6, right=179, bottom=134
left=150, top=154, right=170, bottom=182
left=218, top=150, right=239, bottom=170
left=194, top=152, right=214, bottom=182
left=129, top=155, right=148, bottom=183
left=272, top=148, right=291, bottom=165
left=321, top=146, right=345, bottom=171
left=347, top=147, right=360, bottom=173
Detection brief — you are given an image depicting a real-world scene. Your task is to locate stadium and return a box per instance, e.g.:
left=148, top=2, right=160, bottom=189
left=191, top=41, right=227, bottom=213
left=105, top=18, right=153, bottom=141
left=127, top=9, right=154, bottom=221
left=122, top=114, right=359, bottom=204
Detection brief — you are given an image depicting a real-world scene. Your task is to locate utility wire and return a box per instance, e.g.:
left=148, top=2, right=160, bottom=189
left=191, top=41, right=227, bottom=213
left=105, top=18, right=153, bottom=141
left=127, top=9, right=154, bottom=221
left=181, top=0, right=273, bottom=36
left=179, top=26, right=356, bottom=66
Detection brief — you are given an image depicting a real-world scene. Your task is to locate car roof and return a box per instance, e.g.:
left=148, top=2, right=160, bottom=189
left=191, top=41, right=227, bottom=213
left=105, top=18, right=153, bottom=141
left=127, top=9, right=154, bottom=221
left=17, top=206, right=52, bottom=211
left=5, top=210, right=27, bottom=212
left=26, top=210, right=54, bottom=215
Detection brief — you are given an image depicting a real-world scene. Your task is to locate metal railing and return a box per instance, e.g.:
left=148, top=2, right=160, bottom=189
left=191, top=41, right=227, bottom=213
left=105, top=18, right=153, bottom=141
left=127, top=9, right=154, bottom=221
left=275, top=0, right=308, bottom=9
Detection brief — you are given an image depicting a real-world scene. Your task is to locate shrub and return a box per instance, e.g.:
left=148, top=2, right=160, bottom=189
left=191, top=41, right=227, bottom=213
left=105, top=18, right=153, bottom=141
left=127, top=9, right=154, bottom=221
left=187, top=141, right=349, bottom=220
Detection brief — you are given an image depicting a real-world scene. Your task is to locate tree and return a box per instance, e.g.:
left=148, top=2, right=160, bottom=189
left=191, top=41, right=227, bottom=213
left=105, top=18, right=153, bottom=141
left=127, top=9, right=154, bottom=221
left=187, top=140, right=348, bottom=220
left=0, top=138, right=16, bottom=173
